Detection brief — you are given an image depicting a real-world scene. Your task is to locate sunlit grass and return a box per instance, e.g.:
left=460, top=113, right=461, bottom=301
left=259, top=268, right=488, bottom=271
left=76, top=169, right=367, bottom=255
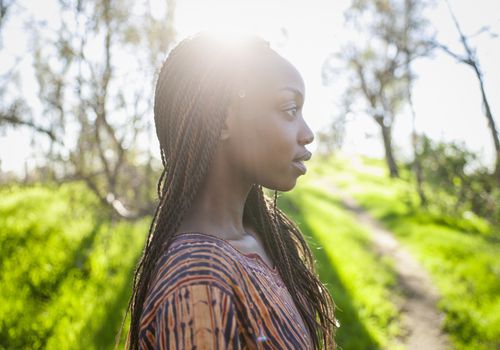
left=281, top=179, right=404, bottom=349
left=0, top=183, right=148, bottom=349
left=3, top=155, right=498, bottom=349
left=316, top=154, right=500, bottom=350
left=1, top=179, right=404, bottom=349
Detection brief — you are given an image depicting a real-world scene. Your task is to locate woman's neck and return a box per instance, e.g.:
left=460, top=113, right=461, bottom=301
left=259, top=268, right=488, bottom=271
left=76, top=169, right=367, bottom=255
left=176, top=151, right=254, bottom=241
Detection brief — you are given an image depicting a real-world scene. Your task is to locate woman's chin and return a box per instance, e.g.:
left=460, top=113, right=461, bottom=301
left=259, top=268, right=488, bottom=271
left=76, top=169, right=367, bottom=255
left=269, top=178, right=298, bottom=192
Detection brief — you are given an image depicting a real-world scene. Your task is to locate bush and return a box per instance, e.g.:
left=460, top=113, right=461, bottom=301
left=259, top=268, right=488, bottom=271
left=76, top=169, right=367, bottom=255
left=411, top=136, right=500, bottom=230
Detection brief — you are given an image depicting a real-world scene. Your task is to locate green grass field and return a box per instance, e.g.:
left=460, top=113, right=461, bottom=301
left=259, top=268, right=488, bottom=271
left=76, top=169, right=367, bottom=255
left=1, top=155, right=499, bottom=349
left=0, top=183, right=147, bottom=349
left=313, top=154, right=500, bottom=350
left=280, top=184, right=403, bottom=349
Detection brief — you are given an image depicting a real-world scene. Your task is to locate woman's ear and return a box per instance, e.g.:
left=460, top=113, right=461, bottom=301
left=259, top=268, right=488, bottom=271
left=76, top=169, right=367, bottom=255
left=220, top=119, right=230, bottom=141
left=221, top=88, right=246, bottom=140
left=220, top=101, right=237, bottom=141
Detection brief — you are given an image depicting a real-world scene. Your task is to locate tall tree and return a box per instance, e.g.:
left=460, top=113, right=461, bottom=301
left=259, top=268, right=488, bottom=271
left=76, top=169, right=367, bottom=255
left=324, top=0, right=432, bottom=179
left=434, top=0, right=500, bottom=185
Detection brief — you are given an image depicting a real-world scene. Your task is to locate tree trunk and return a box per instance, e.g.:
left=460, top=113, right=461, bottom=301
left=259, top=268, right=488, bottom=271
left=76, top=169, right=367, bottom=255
left=375, top=116, right=399, bottom=178
left=471, top=63, right=500, bottom=185
left=406, top=68, right=427, bottom=205
left=412, top=132, right=426, bottom=205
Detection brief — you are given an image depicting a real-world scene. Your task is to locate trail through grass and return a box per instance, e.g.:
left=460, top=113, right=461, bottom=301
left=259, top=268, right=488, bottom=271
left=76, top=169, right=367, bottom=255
left=315, top=155, right=500, bottom=350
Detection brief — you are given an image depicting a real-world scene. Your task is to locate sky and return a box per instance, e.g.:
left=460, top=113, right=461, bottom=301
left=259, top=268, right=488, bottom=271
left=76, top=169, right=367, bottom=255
left=1, top=0, right=499, bottom=174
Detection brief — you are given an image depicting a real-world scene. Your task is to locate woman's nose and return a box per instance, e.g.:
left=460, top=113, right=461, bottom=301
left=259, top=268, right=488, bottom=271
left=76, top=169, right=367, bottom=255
left=299, top=119, right=314, bottom=145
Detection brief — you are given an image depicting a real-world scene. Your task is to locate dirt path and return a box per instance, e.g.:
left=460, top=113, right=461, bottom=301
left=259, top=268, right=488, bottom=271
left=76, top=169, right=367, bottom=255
left=322, top=182, right=451, bottom=350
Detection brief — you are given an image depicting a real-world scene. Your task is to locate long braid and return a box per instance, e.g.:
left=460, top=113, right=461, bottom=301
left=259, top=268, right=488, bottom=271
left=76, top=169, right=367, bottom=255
left=120, top=32, right=338, bottom=350
left=273, top=200, right=338, bottom=349
left=249, top=186, right=337, bottom=349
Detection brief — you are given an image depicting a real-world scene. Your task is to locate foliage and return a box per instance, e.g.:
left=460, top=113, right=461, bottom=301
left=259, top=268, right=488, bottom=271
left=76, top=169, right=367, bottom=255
left=0, top=183, right=148, bottom=349
left=412, top=135, right=500, bottom=227
left=323, top=154, right=500, bottom=349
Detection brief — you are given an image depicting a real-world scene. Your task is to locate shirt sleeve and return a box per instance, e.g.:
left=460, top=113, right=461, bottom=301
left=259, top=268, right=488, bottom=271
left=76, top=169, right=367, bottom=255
left=148, top=283, right=243, bottom=350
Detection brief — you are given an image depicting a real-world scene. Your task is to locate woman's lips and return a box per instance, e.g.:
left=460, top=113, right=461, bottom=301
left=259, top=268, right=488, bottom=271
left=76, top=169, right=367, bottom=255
left=292, top=160, right=307, bottom=174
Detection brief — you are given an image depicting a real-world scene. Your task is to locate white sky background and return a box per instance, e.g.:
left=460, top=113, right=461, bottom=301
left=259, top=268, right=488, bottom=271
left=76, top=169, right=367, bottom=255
left=1, top=0, right=499, bottom=174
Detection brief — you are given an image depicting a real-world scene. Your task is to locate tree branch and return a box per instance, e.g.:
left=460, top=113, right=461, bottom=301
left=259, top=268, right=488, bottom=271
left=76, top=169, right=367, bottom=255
left=0, top=112, right=63, bottom=145
left=431, top=41, right=473, bottom=66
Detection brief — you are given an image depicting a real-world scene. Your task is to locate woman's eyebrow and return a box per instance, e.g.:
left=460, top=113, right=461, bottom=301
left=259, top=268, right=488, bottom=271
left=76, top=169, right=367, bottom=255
left=277, top=87, right=304, bottom=100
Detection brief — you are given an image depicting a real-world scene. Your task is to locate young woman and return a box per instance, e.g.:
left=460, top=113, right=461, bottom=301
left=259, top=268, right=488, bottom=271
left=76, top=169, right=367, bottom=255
left=123, top=32, right=338, bottom=349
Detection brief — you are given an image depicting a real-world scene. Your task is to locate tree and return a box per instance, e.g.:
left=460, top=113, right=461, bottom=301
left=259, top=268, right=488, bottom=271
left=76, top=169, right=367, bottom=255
left=1, top=0, right=176, bottom=218
left=324, top=0, right=432, bottom=180
left=433, top=0, right=500, bottom=186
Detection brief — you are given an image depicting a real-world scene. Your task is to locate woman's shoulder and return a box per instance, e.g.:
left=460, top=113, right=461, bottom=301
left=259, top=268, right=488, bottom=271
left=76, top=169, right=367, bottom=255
left=148, top=232, right=242, bottom=299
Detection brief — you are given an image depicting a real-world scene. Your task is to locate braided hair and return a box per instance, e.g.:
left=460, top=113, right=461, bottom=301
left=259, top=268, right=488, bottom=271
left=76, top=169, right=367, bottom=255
left=121, top=32, right=338, bottom=349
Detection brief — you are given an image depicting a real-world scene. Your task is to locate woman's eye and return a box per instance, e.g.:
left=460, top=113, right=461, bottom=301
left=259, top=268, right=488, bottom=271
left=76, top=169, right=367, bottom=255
left=284, top=107, right=298, bottom=117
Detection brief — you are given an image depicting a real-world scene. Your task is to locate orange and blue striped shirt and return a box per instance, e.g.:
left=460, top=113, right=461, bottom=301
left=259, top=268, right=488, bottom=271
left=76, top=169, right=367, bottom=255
left=138, top=232, right=314, bottom=349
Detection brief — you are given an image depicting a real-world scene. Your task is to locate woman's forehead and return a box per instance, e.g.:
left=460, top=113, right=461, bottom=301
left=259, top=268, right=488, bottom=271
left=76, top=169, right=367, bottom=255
left=239, top=52, right=305, bottom=99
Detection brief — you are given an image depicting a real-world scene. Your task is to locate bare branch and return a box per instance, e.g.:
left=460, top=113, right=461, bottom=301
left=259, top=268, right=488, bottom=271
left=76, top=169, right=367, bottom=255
left=445, top=0, right=475, bottom=61
left=0, top=112, right=63, bottom=145
left=0, top=0, right=15, bottom=30
left=443, top=0, right=500, bottom=183
left=469, top=25, right=490, bottom=38
left=432, top=41, right=473, bottom=66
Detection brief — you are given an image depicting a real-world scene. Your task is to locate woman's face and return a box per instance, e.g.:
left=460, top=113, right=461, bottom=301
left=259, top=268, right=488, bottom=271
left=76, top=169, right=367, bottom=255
left=222, top=51, right=314, bottom=192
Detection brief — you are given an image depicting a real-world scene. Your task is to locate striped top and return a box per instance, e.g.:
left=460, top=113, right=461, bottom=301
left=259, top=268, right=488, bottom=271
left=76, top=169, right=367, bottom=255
left=138, top=232, right=314, bottom=349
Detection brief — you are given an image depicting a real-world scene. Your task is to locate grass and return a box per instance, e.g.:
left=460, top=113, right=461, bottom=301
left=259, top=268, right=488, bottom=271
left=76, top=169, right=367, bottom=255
left=4, top=154, right=498, bottom=349
left=279, top=177, right=404, bottom=349
left=314, top=154, right=500, bottom=350
left=0, top=182, right=148, bottom=349
left=2, top=178, right=404, bottom=349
